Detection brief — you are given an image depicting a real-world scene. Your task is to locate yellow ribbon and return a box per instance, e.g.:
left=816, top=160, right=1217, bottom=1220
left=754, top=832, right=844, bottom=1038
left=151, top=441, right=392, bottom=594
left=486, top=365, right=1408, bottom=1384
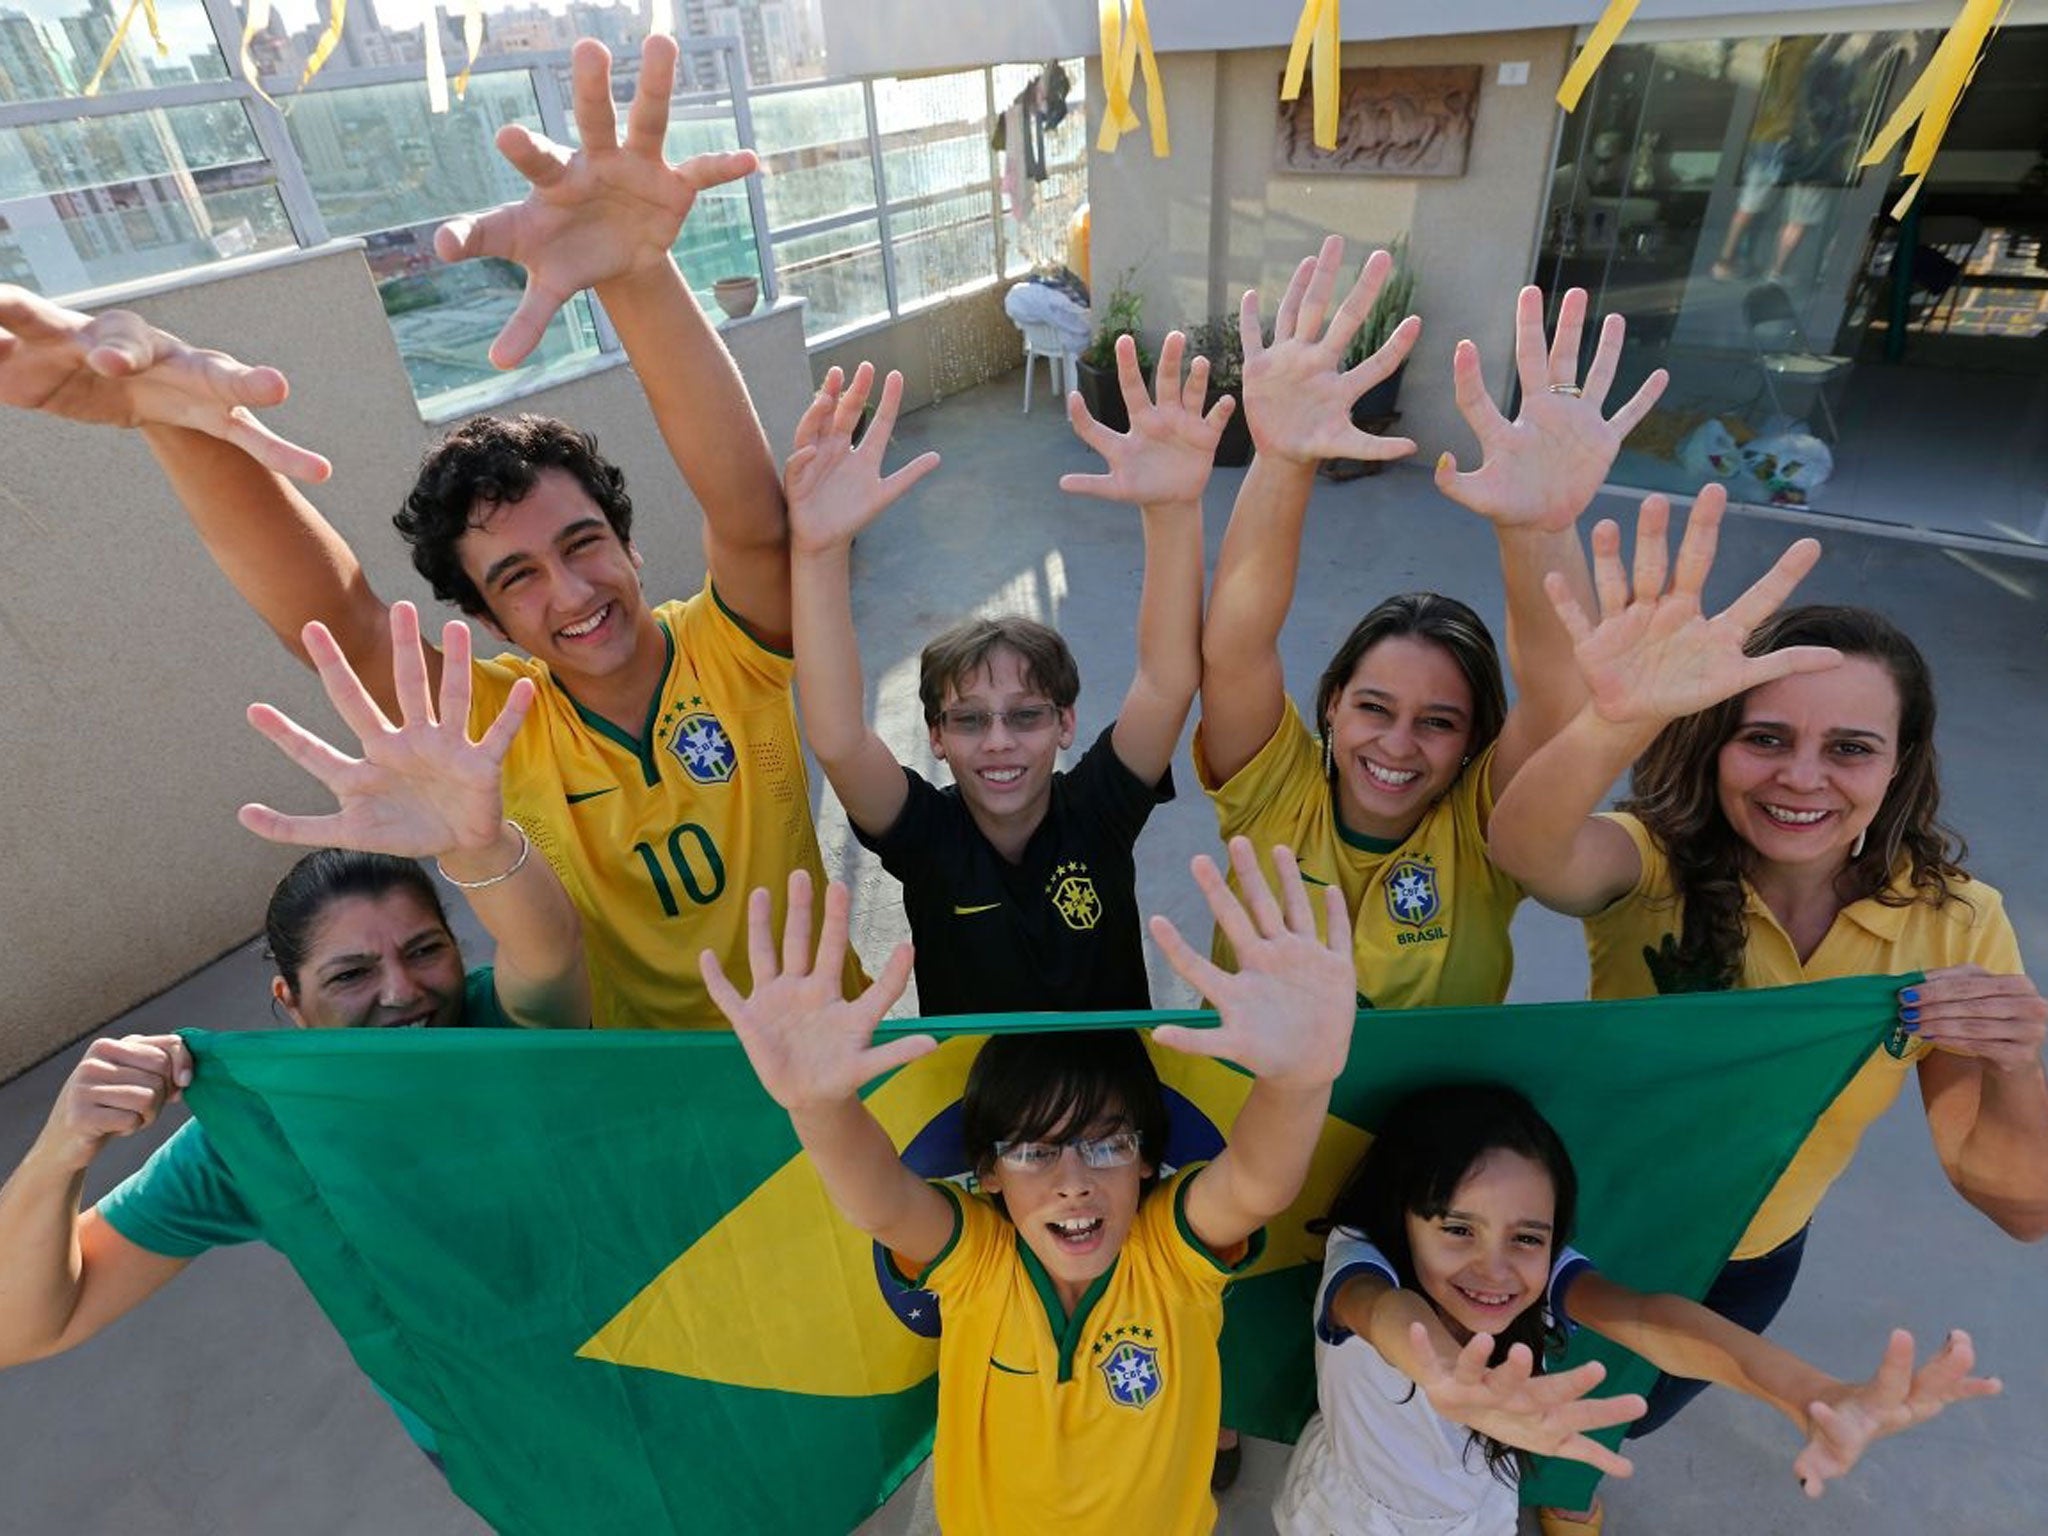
left=1556, top=0, right=1640, bottom=113
left=452, top=0, right=483, bottom=102
left=1280, top=0, right=1340, bottom=151
left=236, top=0, right=279, bottom=109
left=298, top=0, right=346, bottom=91
left=81, top=0, right=167, bottom=97
left=1096, top=0, right=1169, bottom=157
left=423, top=0, right=448, bottom=114
left=1859, top=0, right=2006, bottom=218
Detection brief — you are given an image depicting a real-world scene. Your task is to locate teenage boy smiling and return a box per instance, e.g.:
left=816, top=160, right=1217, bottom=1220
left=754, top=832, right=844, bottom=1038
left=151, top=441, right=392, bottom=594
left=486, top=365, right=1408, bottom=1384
left=0, top=37, right=847, bottom=1029
left=782, top=340, right=1229, bottom=1016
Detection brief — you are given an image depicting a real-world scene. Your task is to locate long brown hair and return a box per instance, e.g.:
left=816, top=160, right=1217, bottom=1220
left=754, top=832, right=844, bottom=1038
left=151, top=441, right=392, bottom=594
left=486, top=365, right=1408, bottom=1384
left=1620, top=606, right=1968, bottom=990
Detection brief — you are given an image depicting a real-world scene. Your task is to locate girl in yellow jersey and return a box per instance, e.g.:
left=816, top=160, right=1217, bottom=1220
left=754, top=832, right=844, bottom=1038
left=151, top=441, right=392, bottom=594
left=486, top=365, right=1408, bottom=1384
left=1488, top=494, right=2048, bottom=1526
left=1197, top=236, right=1670, bottom=1012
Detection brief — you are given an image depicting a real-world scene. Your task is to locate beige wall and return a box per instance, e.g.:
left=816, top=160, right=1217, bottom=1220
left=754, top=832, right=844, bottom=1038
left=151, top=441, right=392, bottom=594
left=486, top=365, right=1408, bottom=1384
left=1089, top=29, right=1574, bottom=457
left=0, top=245, right=814, bottom=1081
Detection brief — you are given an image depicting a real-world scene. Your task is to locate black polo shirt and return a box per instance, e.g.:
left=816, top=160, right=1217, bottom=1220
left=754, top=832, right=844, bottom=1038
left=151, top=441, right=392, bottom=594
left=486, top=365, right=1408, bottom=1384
left=853, top=724, right=1173, bottom=1017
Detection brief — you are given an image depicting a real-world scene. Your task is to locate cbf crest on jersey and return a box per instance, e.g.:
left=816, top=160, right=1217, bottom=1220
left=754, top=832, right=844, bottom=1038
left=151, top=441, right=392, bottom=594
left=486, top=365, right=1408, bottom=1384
left=666, top=705, right=738, bottom=785
left=1046, top=860, right=1102, bottom=931
left=1095, top=1331, right=1163, bottom=1408
left=1385, top=856, right=1441, bottom=928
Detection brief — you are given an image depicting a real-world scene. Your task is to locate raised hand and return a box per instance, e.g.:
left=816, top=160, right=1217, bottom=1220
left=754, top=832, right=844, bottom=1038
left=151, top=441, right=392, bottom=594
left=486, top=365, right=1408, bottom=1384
left=1902, top=967, right=2048, bottom=1074
left=1058, top=330, right=1228, bottom=507
left=1238, top=236, right=1420, bottom=468
left=1793, top=1329, right=2000, bottom=1496
left=238, top=602, right=533, bottom=861
left=434, top=36, right=758, bottom=367
left=0, top=287, right=329, bottom=481
left=784, top=362, right=942, bottom=554
left=1549, top=486, right=1841, bottom=730
left=41, top=1035, right=194, bottom=1172
left=1411, top=1325, right=1643, bottom=1477
left=1147, top=838, right=1355, bottom=1088
left=1435, top=286, right=1667, bottom=532
left=703, top=870, right=930, bottom=1112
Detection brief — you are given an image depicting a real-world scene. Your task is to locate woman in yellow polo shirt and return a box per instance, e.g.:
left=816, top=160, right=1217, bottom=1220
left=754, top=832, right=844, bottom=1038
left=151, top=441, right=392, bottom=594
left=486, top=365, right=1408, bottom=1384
left=1488, top=491, right=2048, bottom=1447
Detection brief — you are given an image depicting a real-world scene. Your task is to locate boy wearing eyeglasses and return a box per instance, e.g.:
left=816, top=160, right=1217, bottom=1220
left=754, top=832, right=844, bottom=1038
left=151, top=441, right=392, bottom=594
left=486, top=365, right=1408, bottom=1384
left=783, top=338, right=1232, bottom=1016
left=706, top=839, right=1355, bottom=1536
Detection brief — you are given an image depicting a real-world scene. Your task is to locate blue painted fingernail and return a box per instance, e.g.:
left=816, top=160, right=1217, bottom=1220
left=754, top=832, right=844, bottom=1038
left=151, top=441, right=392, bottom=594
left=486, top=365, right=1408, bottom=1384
left=1900, top=987, right=1920, bottom=1004
left=1901, top=1008, right=1919, bottom=1024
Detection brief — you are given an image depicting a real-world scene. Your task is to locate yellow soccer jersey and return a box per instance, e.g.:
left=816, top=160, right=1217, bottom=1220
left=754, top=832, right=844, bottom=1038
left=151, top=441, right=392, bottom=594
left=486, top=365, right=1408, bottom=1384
left=906, top=1168, right=1261, bottom=1536
left=1194, top=699, right=1522, bottom=1009
left=1587, top=811, right=2023, bottom=1257
left=469, top=584, right=852, bottom=1031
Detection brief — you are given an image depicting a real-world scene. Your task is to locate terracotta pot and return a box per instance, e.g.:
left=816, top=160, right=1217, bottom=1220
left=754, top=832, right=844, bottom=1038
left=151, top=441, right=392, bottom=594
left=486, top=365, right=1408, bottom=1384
left=712, top=276, right=759, bottom=320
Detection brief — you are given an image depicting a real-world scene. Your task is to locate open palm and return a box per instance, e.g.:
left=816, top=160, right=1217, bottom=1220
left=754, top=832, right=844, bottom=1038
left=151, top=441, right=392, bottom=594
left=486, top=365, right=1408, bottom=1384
left=434, top=36, right=757, bottom=367
left=1435, top=286, right=1668, bottom=533
left=238, top=603, right=530, bottom=858
left=1148, top=839, right=1354, bottom=1088
left=1060, top=330, right=1226, bottom=506
left=1412, top=1327, right=1642, bottom=1476
left=1793, top=1329, right=1999, bottom=1496
left=704, top=872, right=930, bottom=1112
left=1551, top=488, right=1838, bottom=729
left=0, top=287, right=328, bottom=480
left=1239, top=237, right=1419, bottom=466
left=785, top=362, right=941, bottom=553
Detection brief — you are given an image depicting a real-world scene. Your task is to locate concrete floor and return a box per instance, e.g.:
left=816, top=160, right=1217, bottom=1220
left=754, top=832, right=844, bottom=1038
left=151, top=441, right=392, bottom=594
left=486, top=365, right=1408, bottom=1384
left=3, top=370, right=2043, bottom=1534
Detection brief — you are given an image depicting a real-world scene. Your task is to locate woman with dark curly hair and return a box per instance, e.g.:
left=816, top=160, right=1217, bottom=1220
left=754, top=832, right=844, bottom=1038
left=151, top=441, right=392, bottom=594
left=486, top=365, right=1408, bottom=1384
left=1488, top=489, right=2048, bottom=1459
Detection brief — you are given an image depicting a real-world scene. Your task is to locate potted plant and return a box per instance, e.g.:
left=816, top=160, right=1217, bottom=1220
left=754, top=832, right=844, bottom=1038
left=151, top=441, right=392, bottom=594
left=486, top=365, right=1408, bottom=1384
left=1186, top=313, right=1255, bottom=468
left=1076, top=268, right=1152, bottom=434
left=1343, top=235, right=1417, bottom=423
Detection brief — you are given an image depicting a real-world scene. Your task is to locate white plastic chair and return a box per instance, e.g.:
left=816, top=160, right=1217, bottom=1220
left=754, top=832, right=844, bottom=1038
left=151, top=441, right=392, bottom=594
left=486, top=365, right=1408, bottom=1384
left=1016, top=319, right=1079, bottom=414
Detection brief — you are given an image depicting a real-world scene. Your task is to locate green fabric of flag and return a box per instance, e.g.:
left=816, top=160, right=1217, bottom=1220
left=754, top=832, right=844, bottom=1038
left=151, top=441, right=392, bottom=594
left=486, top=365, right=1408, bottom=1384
left=181, top=973, right=1902, bottom=1531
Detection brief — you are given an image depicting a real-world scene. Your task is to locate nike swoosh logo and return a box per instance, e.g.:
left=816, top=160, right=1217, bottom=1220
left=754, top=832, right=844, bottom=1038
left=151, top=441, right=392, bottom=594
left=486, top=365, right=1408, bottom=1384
left=953, top=903, right=1001, bottom=916
left=1299, top=871, right=1331, bottom=887
left=989, top=1358, right=1037, bottom=1376
left=566, top=788, right=616, bottom=805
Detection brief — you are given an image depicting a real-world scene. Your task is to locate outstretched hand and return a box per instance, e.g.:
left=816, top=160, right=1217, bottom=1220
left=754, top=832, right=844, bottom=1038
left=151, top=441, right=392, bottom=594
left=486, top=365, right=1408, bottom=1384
left=238, top=602, right=533, bottom=860
left=1147, top=838, right=1355, bottom=1088
left=1793, top=1329, right=2000, bottom=1497
left=1238, top=236, right=1420, bottom=468
left=0, top=286, right=329, bottom=481
left=1549, top=485, right=1840, bottom=730
left=1900, top=966, right=2048, bottom=1074
left=1059, top=330, right=1228, bottom=507
left=784, top=362, right=941, bottom=554
left=1435, top=286, right=1667, bottom=532
left=1411, top=1325, right=1644, bottom=1477
left=434, top=36, right=758, bottom=367
left=704, top=870, right=930, bottom=1112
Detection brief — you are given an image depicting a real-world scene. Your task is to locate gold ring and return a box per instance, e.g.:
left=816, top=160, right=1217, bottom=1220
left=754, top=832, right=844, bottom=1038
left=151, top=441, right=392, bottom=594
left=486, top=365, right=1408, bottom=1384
left=1545, top=383, right=1584, bottom=397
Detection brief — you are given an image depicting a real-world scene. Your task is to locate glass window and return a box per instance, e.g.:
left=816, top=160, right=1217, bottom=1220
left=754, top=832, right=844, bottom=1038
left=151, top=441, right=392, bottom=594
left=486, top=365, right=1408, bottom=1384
left=0, top=0, right=227, bottom=105
left=774, top=217, right=886, bottom=337
left=891, top=190, right=994, bottom=309
left=753, top=81, right=872, bottom=227
left=366, top=220, right=603, bottom=418
left=0, top=103, right=292, bottom=292
left=284, top=71, right=541, bottom=239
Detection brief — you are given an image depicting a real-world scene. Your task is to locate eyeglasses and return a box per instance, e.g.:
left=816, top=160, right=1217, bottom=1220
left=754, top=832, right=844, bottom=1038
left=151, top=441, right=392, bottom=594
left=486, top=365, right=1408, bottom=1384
left=993, top=1129, right=1142, bottom=1172
left=938, top=705, right=1058, bottom=738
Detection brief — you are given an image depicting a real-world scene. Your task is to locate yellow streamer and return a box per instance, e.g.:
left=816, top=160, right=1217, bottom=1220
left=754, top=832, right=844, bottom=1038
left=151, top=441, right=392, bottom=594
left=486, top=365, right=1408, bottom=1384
left=423, top=1, right=448, bottom=114
left=80, top=0, right=166, bottom=97
left=1096, top=0, right=1168, bottom=157
left=1859, top=0, right=2006, bottom=218
left=1280, top=0, right=1340, bottom=151
left=1556, top=0, right=1641, bottom=113
left=452, top=0, right=483, bottom=101
left=649, top=0, right=673, bottom=39
left=298, top=0, right=346, bottom=92
left=235, top=0, right=279, bottom=110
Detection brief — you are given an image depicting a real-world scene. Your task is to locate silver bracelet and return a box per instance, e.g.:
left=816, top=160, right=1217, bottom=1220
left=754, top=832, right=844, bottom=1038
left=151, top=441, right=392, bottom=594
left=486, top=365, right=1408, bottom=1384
left=436, top=822, right=531, bottom=890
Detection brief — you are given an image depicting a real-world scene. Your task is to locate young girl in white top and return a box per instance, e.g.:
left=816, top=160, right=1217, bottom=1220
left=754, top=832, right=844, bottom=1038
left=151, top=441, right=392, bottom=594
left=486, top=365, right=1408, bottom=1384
left=1273, top=1083, right=1998, bottom=1536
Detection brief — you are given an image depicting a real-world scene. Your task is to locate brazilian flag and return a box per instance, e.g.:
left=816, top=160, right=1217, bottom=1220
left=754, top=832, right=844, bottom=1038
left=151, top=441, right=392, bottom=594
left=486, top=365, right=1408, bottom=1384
left=181, top=974, right=1903, bottom=1530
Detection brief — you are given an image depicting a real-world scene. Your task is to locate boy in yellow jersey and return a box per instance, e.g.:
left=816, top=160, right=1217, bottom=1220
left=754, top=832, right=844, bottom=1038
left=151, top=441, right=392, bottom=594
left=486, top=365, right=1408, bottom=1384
left=0, top=38, right=845, bottom=1029
left=706, top=838, right=1356, bottom=1536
